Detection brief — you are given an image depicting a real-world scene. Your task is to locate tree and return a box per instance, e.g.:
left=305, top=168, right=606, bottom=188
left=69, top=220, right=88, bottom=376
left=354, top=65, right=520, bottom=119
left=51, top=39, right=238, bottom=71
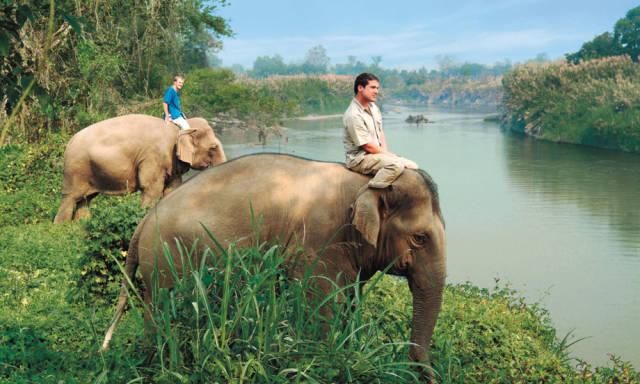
left=302, top=45, right=330, bottom=74
left=251, top=55, right=288, bottom=78
left=435, top=54, right=456, bottom=77
left=1, top=0, right=233, bottom=143
left=370, top=55, right=382, bottom=69
left=566, top=32, right=618, bottom=64
left=566, top=6, right=640, bottom=63
left=614, top=6, right=640, bottom=61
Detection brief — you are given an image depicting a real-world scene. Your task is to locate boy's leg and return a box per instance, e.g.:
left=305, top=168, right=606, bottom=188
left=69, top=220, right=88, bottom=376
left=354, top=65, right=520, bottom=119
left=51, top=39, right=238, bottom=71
left=350, top=153, right=405, bottom=188
left=172, top=117, right=191, bottom=130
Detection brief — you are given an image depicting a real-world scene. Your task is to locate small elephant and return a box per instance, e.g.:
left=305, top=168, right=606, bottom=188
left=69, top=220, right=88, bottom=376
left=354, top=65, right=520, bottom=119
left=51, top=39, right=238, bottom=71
left=54, top=114, right=226, bottom=222
left=102, top=153, right=446, bottom=369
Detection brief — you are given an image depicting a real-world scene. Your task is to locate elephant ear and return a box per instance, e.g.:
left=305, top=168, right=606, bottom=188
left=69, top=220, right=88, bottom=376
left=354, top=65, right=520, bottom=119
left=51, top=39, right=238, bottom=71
left=352, top=188, right=382, bottom=248
left=176, top=129, right=197, bottom=165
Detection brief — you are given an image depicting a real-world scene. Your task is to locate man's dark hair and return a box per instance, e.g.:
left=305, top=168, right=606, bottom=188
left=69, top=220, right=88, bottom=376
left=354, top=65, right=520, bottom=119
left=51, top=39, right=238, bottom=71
left=353, top=73, right=379, bottom=95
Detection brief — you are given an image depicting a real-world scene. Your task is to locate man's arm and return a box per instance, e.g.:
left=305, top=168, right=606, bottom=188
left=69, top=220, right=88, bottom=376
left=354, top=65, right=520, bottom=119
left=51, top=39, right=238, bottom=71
left=379, top=130, right=388, bottom=151
left=362, top=142, right=386, bottom=154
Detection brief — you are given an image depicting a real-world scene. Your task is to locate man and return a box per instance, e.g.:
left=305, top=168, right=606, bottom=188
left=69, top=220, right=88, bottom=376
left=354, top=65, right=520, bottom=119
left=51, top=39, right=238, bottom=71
left=163, top=74, right=190, bottom=130
left=343, top=73, right=418, bottom=188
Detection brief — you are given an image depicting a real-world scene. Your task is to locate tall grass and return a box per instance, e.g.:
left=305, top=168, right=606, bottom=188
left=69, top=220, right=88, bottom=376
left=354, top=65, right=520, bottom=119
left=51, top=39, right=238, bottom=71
left=502, top=55, right=640, bottom=152
left=120, top=235, right=426, bottom=383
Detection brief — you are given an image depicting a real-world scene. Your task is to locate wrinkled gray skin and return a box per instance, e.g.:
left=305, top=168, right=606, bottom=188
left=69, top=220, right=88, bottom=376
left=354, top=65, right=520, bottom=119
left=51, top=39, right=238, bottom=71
left=102, top=153, right=446, bottom=372
left=54, top=114, right=226, bottom=222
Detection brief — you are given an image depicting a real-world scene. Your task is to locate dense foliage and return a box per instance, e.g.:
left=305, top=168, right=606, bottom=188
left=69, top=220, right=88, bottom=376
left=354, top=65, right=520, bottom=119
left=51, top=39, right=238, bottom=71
left=0, top=0, right=232, bottom=143
left=502, top=56, right=640, bottom=152
left=240, top=74, right=354, bottom=115
left=183, top=68, right=298, bottom=124
left=0, top=133, right=66, bottom=226
left=72, top=194, right=148, bottom=302
left=567, top=6, right=640, bottom=63
left=1, top=138, right=639, bottom=382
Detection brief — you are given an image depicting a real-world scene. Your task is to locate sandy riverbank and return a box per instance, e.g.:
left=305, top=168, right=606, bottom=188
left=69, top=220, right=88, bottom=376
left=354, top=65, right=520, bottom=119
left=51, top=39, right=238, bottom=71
left=292, top=114, right=342, bottom=121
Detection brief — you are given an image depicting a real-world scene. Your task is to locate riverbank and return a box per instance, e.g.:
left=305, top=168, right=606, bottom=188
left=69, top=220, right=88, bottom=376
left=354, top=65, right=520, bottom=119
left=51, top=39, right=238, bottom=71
left=1, top=136, right=639, bottom=382
left=501, top=56, right=640, bottom=153
left=292, top=113, right=342, bottom=121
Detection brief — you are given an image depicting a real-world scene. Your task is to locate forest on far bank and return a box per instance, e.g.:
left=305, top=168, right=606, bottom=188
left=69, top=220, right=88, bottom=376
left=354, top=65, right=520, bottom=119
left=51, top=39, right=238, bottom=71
left=501, top=5, right=640, bottom=153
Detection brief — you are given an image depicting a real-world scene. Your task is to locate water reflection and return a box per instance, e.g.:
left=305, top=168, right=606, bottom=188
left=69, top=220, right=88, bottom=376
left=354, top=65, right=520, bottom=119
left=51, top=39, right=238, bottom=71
left=503, top=133, right=640, bottom=257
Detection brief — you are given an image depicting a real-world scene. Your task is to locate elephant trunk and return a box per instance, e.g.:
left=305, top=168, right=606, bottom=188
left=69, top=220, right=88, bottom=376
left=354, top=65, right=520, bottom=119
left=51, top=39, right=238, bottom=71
left=408, top=259, right=446, bottom=364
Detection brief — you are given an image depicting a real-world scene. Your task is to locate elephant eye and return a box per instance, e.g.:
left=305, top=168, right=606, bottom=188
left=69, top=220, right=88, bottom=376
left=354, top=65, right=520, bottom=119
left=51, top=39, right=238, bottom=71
left=411, top=233, right=429, bottom=248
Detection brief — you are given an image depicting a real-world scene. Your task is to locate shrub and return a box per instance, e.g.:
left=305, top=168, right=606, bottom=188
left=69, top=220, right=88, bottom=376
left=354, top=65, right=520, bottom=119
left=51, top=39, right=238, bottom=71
left=502, top=56, right=640, bottom=152
left=183, top=68, right=297, bottom=124
left=71, top=193, right=148, bottom=302
left=0, top=134, right=67, bottom=227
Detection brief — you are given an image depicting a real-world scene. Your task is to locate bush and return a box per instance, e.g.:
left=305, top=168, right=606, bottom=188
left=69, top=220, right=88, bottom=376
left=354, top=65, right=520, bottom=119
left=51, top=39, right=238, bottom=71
left=241, top=74, right=353, bottom=116
left=0, top=134, right=67, bottom=227
left=183, top=68, right=297, bottom=124
left=502, top=56, right=640, bottom=152
left=71, top=193, right=148, bottom=302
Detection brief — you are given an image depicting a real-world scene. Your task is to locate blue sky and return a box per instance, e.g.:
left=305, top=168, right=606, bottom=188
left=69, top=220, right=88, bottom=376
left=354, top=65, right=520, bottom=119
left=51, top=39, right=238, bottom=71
left=214, top=0, right=638, bottom=69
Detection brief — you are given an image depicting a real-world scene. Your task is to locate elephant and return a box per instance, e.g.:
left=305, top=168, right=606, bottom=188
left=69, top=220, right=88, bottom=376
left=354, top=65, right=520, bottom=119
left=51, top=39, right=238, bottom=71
left=54, top=114, right=226, bottom=223
left=101, top=153, right=446, bottom=372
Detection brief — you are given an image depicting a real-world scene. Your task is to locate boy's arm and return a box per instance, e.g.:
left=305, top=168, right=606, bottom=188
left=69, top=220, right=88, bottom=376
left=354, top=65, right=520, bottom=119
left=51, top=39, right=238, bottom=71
left=163, top=102, right=171, bottom=122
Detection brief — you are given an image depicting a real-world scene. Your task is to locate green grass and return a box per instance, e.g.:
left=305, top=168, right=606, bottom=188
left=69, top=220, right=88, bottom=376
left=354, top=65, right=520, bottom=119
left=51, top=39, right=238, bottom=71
left=1, top=136, right=639, bottom=382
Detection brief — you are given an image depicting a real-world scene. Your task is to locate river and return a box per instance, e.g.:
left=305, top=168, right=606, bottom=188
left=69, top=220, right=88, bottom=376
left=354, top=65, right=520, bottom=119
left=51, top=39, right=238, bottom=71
left=218, top=105, right=640, bottom=366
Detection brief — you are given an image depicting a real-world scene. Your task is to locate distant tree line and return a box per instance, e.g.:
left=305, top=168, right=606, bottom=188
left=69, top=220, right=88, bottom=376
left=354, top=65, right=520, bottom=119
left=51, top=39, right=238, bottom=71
left=0, top=0, right=231, bottom=144
left=566, top=6, right=640, bottom=63
left=242, top=45, right=514, bottom=85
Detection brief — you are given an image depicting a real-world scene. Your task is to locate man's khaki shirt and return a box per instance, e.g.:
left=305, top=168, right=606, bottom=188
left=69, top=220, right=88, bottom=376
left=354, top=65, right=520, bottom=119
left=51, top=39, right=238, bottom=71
left=343, top=98, right=383, bottom=168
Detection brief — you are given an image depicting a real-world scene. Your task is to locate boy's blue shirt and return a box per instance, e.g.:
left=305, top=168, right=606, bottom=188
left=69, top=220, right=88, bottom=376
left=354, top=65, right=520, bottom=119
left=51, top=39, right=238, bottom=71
left=163, top=86, right=182, bottom=119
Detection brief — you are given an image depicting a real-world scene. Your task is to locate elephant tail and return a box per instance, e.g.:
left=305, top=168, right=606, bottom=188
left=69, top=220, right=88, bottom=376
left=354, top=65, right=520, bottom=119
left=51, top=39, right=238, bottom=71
left=100, top=216, right=145, bottom=351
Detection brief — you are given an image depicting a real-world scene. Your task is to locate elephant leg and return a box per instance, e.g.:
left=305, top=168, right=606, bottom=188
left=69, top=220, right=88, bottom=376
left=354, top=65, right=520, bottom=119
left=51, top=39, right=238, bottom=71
left=141, top=289, right=159, bottom=364
left=300, top=249, right=355, bottom=330
left=163, top=175, right=182, bottom=197
left=54, top=194, right=77, bottom=223
left=138, top=164, right=166, bottom=207
left=73, top=193, right=97, bottom=221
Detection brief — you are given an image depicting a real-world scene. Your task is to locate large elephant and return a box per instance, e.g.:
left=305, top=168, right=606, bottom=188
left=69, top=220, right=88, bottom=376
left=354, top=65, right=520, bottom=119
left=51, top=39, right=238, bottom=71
left=54, top=114, right=226, bottom=222
left=102, top=153, right=446, bottom=369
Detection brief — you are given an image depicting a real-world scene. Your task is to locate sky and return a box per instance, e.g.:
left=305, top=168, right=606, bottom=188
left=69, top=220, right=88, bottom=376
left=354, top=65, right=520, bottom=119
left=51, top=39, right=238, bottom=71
left=213, top=0, right=639, bottom=70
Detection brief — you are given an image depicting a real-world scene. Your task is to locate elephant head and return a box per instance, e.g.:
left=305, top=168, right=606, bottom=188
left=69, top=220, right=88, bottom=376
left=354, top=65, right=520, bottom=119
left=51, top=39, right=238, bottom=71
left=180, top=118, right=227, bottom=170
left=352, top=169, right=446, bottom=365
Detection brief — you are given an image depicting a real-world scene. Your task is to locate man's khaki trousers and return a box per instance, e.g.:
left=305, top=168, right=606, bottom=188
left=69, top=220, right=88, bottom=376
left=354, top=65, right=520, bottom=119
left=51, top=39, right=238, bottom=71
left=349, top=153, right=418, bottom=188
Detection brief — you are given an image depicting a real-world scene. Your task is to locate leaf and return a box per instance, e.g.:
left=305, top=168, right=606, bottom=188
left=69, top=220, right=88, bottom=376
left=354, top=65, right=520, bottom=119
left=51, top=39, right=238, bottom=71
left=17, top=5, right=35, bottom=25
left=20, top=75, right=34, bottom=89
left=63, top=14, right=82, bottom=34
left=0, top=34, right=8, bottom=57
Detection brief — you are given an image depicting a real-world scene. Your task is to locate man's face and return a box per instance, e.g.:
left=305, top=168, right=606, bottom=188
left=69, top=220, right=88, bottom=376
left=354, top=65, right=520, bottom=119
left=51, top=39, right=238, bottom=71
left=358, top=80, right=380, bottom=103
left=174, top=78, right=185, bottom=90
